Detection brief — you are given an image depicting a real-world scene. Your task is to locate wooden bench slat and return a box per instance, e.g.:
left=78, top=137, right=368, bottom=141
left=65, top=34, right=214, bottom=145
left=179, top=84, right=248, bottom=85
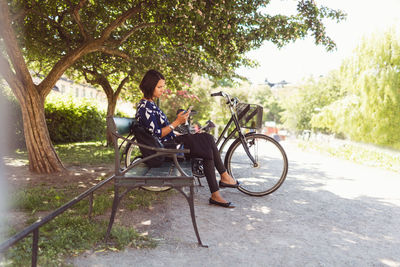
left=116, top=176, right=194, bottom=187
left=124, top=163, right=150, bottom=176
left=125, top=161, right=193, bottom=178
left=122, top=161, right=194, bottom=187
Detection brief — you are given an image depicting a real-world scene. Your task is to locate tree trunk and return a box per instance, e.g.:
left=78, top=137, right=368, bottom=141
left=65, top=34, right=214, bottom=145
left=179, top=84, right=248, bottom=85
left=106, top=96, right=117, bottom=146
left=89, top=73, right=129, bottom=147
left=20, top=84, right=65, bottom=173
left=0, top=2, right=64, bottom=173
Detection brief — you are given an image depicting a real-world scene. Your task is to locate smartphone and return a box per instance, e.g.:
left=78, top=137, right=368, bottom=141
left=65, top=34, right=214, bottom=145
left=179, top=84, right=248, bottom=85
left=184, top=105, right=194, bottom=114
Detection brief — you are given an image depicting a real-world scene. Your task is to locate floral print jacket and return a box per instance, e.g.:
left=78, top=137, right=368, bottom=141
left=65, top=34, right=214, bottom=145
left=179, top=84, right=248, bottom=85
left=135, top=99, right=175, bottom=143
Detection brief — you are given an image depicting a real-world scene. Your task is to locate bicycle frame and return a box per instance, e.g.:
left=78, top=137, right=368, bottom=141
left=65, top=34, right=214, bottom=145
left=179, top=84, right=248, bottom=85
left=213, top=92, right=257, bottom=165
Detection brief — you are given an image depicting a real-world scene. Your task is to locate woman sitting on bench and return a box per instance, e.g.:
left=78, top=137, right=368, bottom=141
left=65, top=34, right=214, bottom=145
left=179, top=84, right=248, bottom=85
left=136, top=69, right=238, bottom=208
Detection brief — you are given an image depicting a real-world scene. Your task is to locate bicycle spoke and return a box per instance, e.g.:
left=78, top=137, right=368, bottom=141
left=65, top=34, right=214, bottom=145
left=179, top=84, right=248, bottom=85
left=226, top=134, right=288, bottom=196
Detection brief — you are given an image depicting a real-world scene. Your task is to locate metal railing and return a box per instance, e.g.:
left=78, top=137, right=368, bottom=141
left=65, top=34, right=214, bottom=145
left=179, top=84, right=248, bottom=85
left=0, top=175, right=115, bottom=267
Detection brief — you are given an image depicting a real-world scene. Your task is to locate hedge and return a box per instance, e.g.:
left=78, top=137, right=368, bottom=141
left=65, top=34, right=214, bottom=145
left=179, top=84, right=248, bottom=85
left=45, top=95, right=106, bottom=143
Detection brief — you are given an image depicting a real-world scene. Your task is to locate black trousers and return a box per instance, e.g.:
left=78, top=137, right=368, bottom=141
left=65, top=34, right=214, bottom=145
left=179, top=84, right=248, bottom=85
left=174, top=133, right=227, bottom=193
left=202, top=143, right=227, bottom=193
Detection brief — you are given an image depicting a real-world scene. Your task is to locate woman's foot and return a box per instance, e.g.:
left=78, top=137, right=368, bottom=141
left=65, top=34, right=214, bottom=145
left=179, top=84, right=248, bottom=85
left=210, top=191, right=227, bottom=203
left=209, top=198, right=236, bottom=208
left=219, top=172, right=239, bottom=188
left=209, top=191, right=235, bottom=208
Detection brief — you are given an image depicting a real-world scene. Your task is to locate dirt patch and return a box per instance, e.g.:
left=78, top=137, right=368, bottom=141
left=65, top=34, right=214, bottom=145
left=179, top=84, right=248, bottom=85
left=97, top=192, right=179, bottom=235
left=3, top=158, right=113, bottom=190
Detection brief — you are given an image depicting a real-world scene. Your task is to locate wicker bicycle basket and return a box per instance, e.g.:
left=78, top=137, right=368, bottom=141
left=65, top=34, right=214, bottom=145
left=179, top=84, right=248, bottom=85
left=236, top=103, right=263, bottom=129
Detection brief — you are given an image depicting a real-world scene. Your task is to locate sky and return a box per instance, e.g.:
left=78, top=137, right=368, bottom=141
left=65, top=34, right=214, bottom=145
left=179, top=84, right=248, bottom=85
left=236, top=0, right=400, bottom=85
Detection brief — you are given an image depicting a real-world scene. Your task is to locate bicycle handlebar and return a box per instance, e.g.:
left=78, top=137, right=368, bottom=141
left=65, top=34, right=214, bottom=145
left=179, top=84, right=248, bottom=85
left=211, top=91, right=238, bottom=107
left=210, top=91, right=223, bottom=97
left=211, top=91, right=230, bottom=100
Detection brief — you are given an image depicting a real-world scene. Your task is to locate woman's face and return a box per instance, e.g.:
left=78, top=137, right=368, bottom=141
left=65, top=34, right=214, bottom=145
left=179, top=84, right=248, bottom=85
left=152, top=79, right=165, bottom=99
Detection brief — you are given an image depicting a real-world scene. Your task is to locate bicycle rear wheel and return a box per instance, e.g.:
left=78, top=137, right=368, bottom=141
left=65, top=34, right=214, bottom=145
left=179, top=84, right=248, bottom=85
left=224, top=133, right=288, bottom=196
left=125, top=141, right=141, bottom=168
left=125, top=143, right=171, bottom=192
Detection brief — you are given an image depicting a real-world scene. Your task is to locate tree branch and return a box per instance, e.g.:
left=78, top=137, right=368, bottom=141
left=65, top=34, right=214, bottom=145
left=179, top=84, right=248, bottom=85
left=0, top=1, right=34, bottom=92
left=99, top=47, right=131, bottom=60
left=82, top=68, right=98, bottom=85
left=72, top=0, right=89, bottom=40
left=119, top=22, right=159, bottom=44
left=34, top=1, right=144, bottom=97
left=0, top=53, right=15, bottom=86
left=100, top=2, right=144, bottom=41
left=115, top=74, right=130, bottom=97
left=37, top=41, right=100, bottom=97
left=10, top=0, right=39, bottom=22
left=0, top=53, right=26, bottom=101
left=20, top=4, right=73, bottom=47
left=11, top=6, right=31, bottom=22
left=82, top=67, right=113, bottom=98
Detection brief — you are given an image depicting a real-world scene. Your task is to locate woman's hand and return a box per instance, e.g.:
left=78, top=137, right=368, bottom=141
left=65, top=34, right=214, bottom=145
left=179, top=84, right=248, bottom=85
left=161, top=110, right=189, bottom=138
left=175, top=110, right=189, bottom=125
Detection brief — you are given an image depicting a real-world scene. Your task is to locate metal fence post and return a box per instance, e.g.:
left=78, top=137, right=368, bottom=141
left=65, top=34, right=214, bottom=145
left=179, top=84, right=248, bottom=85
left=88, top=192, right=94, bottom=219
left=32, top=229, right=39, bottom=267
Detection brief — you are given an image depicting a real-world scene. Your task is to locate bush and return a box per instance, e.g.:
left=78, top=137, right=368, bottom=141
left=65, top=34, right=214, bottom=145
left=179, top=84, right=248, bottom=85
left=45, top=95, right=106, bottom=144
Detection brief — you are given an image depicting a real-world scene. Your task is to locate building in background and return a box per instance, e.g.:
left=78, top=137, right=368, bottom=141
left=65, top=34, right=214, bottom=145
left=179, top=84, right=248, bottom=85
left=32, top=74, right=134, bottom=116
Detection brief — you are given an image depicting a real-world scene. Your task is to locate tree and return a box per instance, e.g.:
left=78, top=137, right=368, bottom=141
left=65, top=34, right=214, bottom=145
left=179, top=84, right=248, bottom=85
left=0, top=0, right=157, bottom=173
left=282, top=71, right=344, bottom=132
left=251, top=84, right=284, bottom=124
left=312, top=28, right=400, bottom=148
left=72, top=53, right=136, bottom=144
left=0, top=0, right=345, bottom=173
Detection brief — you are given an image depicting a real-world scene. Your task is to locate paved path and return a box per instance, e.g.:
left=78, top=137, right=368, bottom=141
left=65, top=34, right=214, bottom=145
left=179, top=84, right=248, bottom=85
left=72, top=141, right=400, bottom=267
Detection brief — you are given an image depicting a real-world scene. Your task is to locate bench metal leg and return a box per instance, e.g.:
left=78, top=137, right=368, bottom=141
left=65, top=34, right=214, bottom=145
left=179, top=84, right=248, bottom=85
left=106, top=182, right=207, bottom=247
left=176, top=186, right=208, bottom=248
left=197, top=177, right=203, bottom=186
left=105, top=185, right=120, bottom=242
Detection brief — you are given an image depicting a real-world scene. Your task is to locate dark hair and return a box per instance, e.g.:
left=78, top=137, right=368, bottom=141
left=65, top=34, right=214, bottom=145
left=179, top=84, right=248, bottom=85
left=139, top=69, right=165, bottom=99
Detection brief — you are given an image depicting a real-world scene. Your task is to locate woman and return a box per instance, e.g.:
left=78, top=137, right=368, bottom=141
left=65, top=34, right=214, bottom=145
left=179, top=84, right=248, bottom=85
left=135, top=69, right=238, bottom=208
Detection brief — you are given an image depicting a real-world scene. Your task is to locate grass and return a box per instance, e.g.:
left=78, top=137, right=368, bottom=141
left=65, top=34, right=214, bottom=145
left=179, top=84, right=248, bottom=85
left=55, top=141, right=115, bottom=165
left=297, top=139, right=400, bottom=172
left=14, top=140, right=115, bottom=166
left=10, top=184, right=114, bottom=216
left=124, top=189, right=173, bottom=211
left=3, top=184, right=161, bottom=266
left=2, top=140, right=170, bottom=266
left=11, top=187, right=68, bottom=212
left=3, top=213, right=155, bottom=267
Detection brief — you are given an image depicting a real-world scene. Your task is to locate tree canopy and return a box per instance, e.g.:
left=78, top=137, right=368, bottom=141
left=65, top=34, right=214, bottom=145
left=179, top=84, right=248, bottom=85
left=0, top=0, right=346, bottom=173
left=16, top=0, right=346, bottom=79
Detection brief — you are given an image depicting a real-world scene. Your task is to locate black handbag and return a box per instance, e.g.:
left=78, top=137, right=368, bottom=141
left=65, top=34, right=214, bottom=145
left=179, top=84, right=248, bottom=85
left=131, top=123, right=165, bottom=167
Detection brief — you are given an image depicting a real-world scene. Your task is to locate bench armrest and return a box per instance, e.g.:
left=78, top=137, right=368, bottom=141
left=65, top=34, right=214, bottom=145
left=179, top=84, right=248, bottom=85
left=111, top=131, right=191, bottom=177
left=113, top=132, right=190, bottom=154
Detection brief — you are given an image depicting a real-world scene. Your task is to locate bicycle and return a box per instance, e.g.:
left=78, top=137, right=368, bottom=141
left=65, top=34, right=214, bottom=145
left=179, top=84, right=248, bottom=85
left=209, top=91, right=288, bottom=196
left=124, top=91, right=288, bottom=196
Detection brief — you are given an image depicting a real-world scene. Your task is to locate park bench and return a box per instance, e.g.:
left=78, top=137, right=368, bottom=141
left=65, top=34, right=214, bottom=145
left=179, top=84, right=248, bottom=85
left=105, top=116, right=207, bottom=247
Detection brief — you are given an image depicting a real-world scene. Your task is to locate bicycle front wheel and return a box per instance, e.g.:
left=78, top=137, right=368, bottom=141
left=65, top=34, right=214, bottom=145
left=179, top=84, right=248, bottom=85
left=224, top=133, right=288, bottom=196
